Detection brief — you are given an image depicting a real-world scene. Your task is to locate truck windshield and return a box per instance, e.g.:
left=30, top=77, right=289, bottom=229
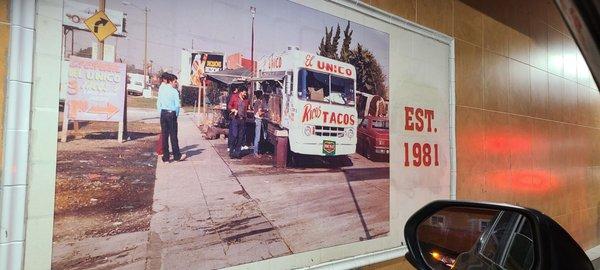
left=298, top=68, right=355, bottom=106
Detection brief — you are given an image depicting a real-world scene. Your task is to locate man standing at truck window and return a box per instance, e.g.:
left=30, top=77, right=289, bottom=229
left=228, top=88, right=249, bottom=159
left=227, top=87, right=239, bottom=152
left=218, top=90, right=228, bottom=127
left=157, top=73, right=185, bottom=162
left=253, top=91, right=266, bottom=157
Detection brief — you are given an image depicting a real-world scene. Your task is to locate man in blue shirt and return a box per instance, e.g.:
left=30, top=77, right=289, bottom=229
left=157, top=72, right=184, bottom=162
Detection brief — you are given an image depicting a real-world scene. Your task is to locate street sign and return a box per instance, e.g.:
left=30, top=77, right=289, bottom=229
left=84, top=11, right=117, bottom=42
left=63, top=0, right=126, bottom=37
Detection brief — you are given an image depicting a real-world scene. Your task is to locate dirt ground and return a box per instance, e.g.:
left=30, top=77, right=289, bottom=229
left=53, top=120, right=160, bottom=242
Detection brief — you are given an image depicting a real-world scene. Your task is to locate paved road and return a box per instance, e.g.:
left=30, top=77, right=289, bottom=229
left=127, top=107, right=159, bottom=123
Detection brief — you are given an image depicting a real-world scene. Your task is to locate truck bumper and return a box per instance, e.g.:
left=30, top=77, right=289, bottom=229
left=291, top=142, right=356, bottom=156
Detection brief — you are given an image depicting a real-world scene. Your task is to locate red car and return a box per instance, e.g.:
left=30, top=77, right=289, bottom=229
left=357, top=116, right=389, bottom=160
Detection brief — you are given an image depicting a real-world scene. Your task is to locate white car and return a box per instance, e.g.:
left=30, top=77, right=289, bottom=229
left=127, top=73, right=146, bottom=96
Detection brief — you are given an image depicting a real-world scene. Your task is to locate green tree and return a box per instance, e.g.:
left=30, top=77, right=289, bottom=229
left=318, top=24, right=341, bottom=59
left=339, top=21, right=353, bottom=62
left=318, top=22, right=388, bottom=98
left=348, top=43, right=388, bottom=98
left=318, top=27, right=332, bottom=58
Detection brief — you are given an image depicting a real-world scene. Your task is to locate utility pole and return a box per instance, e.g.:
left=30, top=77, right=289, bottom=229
left=143, top=7, right=148, bottom=89
left=98, top=0, right=105, bottom=60
left=121, top=2, right=150, bottom=88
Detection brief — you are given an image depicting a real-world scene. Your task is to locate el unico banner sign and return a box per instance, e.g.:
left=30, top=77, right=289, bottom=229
left=66, top=57, right=126, bottom=122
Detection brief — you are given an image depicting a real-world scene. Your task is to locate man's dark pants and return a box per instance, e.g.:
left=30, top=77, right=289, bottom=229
left=160, top=110, right=181, bottom=161
left=227, top=112, right=234, bottom=150
left=230, top=118, right=246, bottom=158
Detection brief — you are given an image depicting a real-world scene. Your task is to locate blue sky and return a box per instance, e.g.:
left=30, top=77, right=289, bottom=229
left=69, top=0, right=389, bottom=82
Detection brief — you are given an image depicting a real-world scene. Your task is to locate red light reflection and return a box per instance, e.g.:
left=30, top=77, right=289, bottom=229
left=486, top=170, right=558, bottom=193
left=485, top=133, right=532, bottom=154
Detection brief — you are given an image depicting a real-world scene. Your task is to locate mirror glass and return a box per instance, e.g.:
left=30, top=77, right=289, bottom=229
left=416, top=207, right=534, bottom=270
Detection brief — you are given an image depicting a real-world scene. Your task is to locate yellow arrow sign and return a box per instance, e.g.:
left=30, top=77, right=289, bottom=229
left=84, top=11, right=117, bottom=42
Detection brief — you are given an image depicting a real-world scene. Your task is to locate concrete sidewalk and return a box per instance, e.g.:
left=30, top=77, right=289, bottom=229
left=146, top=113, right=291, bottom=270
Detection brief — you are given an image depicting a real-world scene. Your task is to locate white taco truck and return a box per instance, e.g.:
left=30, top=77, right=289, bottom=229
left=255, top=47, right=358, bottom=164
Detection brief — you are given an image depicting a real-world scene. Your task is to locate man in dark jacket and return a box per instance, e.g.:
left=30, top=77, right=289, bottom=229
left=228, top=88, right=249, bottom=159
left=226, top=88, right=239, bottom=152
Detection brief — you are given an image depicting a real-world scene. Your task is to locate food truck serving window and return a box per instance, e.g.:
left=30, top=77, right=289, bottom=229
left=298, top=69, right=355, bottom=106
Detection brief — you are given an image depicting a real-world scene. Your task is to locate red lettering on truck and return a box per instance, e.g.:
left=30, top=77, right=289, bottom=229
left=302, top=104, right=322, bottom=123
left=313, top=60, right=353, bottom=77
left=302, top=103, right=356, bottom=126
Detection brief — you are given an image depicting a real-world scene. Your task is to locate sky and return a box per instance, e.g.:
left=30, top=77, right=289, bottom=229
left=67, top=0, right=389, bottom=82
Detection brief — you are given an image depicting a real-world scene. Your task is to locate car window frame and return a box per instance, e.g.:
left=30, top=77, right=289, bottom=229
left=501, top=217, right=535, bottom=270
left=477, top=211, right=532, bottom=269
left=478, top=211, right=513, bottom=267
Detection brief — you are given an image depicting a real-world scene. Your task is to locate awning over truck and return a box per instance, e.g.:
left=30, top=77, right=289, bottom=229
left=205, top=67, right=251, bottom=85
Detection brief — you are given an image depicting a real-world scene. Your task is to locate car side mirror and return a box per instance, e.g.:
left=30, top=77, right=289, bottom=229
left=404, top=200, right=593, bottom=270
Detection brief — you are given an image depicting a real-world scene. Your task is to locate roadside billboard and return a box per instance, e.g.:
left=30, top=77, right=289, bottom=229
left=66, top=57, right=126, bottom=122
left=63, top=0, right=126, bottom=37
left=192, top=52, right=224, bottom=73
left=191, top=52, right=224, bottom=86
left=180, top=50, right=225, bottom=87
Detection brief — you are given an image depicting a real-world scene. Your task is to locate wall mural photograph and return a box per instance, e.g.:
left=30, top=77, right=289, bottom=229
left=52, top=0, right=391, bottom=269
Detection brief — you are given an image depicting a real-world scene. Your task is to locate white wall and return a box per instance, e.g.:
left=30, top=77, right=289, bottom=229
left=0, top=0, right=36, bottom=269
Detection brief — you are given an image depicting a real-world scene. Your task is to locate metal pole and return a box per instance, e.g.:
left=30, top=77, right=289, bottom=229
left=250, top=6, right=256, bottom=101
left=143, top=7, right=148, bottom=89
left=251, top=8, right=255, bottom=76
left=98, top=0, right=105, bottom=60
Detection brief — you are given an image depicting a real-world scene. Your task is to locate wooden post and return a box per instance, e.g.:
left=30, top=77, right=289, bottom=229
left=122, top=83, right=128, bottom=141
left=61, top=103, right=69, bottom=142
left=196, top=86, right=201, bottom=115
left=202, top=80, right=207, bottom=114
left=118, top=46, right=127, bottom=143
left=98, top=0, right=105, bottom=60
left=118, top=121, right=124, bottom=142
left=118, top=90, right=126, bottom=143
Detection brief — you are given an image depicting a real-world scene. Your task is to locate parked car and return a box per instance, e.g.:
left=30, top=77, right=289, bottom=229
left=357, top=116, right=389, bottom=160
left=127, top=73, right=146, bottom=96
